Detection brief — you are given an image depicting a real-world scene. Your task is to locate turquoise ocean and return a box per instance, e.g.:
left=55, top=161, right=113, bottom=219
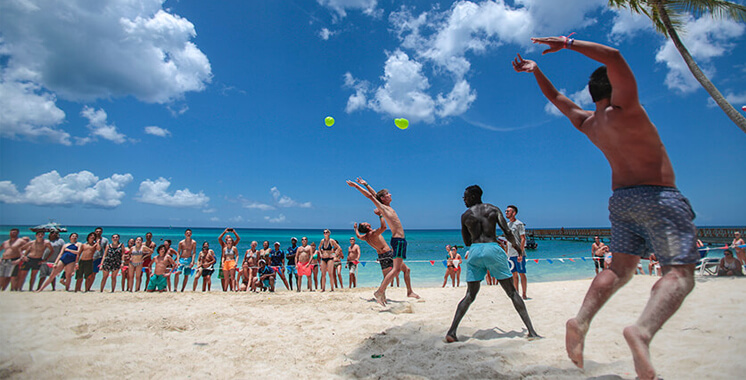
left=1, top=225, right=626, bottom=290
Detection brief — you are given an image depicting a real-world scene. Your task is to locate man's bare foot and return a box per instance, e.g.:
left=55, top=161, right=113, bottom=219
left=373, top=291, right=386, bottom=306
left=522, top=294, right=528, bottom=300
left=445, top=333, right=458, bottom=343
left=407, top=291, right=420, bottom=299
left=623, top=325, right=656, bottom=380
left=566, top=318, right=588, bottom=369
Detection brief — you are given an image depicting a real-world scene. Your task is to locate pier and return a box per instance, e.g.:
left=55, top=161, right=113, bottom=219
left=528, top=227, right=745, bottom=245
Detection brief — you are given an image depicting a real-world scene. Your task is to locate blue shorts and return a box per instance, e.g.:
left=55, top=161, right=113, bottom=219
left=390, top=238, right=407, bottom=260
left=609, top=186, right=698, bottom=266
left=286, top=265, right=297, bottom=276
left=509, top=256, right=526, bottom=274
left=92, top=257, right=102, bottom=273
left=178, top=258, right=192, bottom=275
left=466, top=243, right=512, bottom=282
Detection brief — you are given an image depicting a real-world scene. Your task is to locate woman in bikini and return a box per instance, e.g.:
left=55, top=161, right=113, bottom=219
left=243, top=241, right=259, bottom=292
left=219, top=228, right=241, bottom=292
left=37, top=233, right=78, bottom=292
left=128, top=236, right=154, bottom=292
left=99, top=234, right=123, bottom=292
left=121, top=238, right=134, bottom=291
left=442, top=245, right=456, bottom=287
left=319, top=229, right=340, bottom=292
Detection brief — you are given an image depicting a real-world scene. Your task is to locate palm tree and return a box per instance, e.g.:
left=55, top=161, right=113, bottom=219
left=609, top=0, right=746, bottom=134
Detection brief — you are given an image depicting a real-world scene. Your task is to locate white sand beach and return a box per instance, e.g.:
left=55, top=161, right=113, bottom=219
left=1, top=275, right=744, bottom=379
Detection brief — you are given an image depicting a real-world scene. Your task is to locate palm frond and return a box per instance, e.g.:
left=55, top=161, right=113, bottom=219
left=668, top=0, right=746, bottom=22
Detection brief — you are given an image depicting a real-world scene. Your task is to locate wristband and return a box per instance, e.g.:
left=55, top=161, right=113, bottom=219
left=562, top=32, right=576, bottom=49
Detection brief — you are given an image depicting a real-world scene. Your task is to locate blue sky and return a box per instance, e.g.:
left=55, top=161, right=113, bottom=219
left=1, top=0, right=744, bottom=229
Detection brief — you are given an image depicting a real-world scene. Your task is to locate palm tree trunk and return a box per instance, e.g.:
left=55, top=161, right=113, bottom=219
left=654, top=1, right=746, bottom=134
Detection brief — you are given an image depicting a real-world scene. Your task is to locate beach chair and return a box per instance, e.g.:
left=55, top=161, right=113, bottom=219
left=696, top=257, right=720, bottom=276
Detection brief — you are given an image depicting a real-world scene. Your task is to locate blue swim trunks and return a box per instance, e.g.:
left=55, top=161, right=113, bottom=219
left=609, top=186, right=698, bottom=266
left=509, top=256, right=526, bottom=274
left=178, top=258, right=192, bottom=275
left=390, top=238, right=407, bottom=260
left=286, top=265, right=297, bottom=276
left=466, top=243, right=512, bottom=282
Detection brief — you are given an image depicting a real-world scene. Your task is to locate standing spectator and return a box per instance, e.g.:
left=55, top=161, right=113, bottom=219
left=89, top=227, right=109, bottom=291
left=591, top=236, right=607, bottom=274
left=506, top=205, right=528, bottom=300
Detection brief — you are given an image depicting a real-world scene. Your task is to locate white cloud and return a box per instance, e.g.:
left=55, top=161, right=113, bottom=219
left=136, top=177, right=209, bottom=208
left=0, top=170, right=132, bottom=208
left=229, top=216, right=244, bottom=223
left=244, top=201, right=276, bottom=211
left=0, top=73, right=70, bottom=144
left=318, top=0, right=378, bottom=18
left=77, top=106, right=128, bottom=144
left=264, top=214, right=286, bottom=224
left=346, top=0, right=605, bottom=123
left=544, top=85, right=593, bottom=116
left=319, top=28, right=334, bottom=40
left=202, top=208, right=216, bottom=214
left=144, top=126, right=171, bottom=137
left=654, top=16, right=744, bottom=93
left=608, top=8, right=654, bottom=41
left=270, top=187, right=312, bottom=208
left=209, top=216, right=220, bottom=222
left=0, top=0, right=211, bottom=143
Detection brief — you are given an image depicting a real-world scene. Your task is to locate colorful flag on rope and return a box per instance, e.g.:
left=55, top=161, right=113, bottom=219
left=568, top=258, right=575, bottom=262
left=429, top=260, right=435, bottom=265
left=580, top=257, right=587, bottom=261
left=361, top=262, right=367, bottom=267
left=442, top=260, right=448, bottom=268
left=547, top=259, right=553, bottom=264
left=533, top=259, right=539, bottom=264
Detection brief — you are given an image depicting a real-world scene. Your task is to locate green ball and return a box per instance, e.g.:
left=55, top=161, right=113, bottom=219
left=325, top=116, right=335, bottom=127
left=394, top=118, right=409, bottom=130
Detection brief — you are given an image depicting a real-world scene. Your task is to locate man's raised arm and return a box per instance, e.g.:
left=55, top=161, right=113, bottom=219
left=513, top=54, right=590, bottom=129
left=531, top=37, right=639, bottom=109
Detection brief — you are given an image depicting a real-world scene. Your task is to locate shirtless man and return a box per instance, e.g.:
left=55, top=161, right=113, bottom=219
left=75, top=232, right=100, bottom=292
left=354, top=216, right=418, bottom=301
left=347, top=177, right=419, bottom=305
left=147, top=245, right=176, bottom=292
left=38, top=230, right=65, bottom=291
left=731, top=231, right=745, bottom=267
left=446, top=185, right=539, bottom=342
left=18, top=231, right=54, bottom=291
left=88, top=227, right=108, bottom=291
left=194, top=242, right=216, bottom=292
left=591, top=236, right=607, bottom=274
left=143, top=232, right=157, bottom=290
left=258, top=240, right=271, bottom=267
left=347, top=237, right=361, bottom=288
left=0, top=229, right=28, bottom=291
left=296, top=237, right=314, bottom=292
left=515, top=37, right=698, bottom=380
left=175, top=229, right=197, bottom=292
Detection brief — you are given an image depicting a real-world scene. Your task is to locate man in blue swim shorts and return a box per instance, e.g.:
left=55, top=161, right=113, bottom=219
left=175, top=229, right=197, bottom=292
left=515, top=37, right=698, bottom=380
left=446, top=185, right=539, bottom=343
left=347, top=177, right=419, bottom=306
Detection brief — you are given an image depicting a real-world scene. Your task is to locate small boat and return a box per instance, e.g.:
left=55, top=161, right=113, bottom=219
left=525, top=235, right=538, bottom=250
left=30, top=222, right=67, bottom=233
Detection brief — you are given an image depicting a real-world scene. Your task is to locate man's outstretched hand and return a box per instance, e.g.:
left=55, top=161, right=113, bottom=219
left=531, top=36, right=566, bottom=55
left=512, top=53, right=537, bottom=73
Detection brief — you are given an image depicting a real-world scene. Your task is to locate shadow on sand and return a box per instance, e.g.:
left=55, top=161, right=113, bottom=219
left=336, top=322, right=616, bottom=379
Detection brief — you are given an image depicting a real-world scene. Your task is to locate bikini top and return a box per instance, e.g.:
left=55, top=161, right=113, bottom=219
left=66, top=243, right=78, bottom=252
left=131, top=248, right=143, bottom=256
left=320, top=240, right=333, bottom=251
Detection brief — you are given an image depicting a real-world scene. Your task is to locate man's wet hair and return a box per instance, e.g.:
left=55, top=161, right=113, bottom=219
left=157, top=245, right=166, bottom=254
left=588, top=66, right=612, bottom=102
left=358, top=223, right=371, bottom=234
left=464, top=185, right=483, bottom=201
left=375, top=189, right=389, bottom=203
left=507, top=205, right=518, bottom=214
